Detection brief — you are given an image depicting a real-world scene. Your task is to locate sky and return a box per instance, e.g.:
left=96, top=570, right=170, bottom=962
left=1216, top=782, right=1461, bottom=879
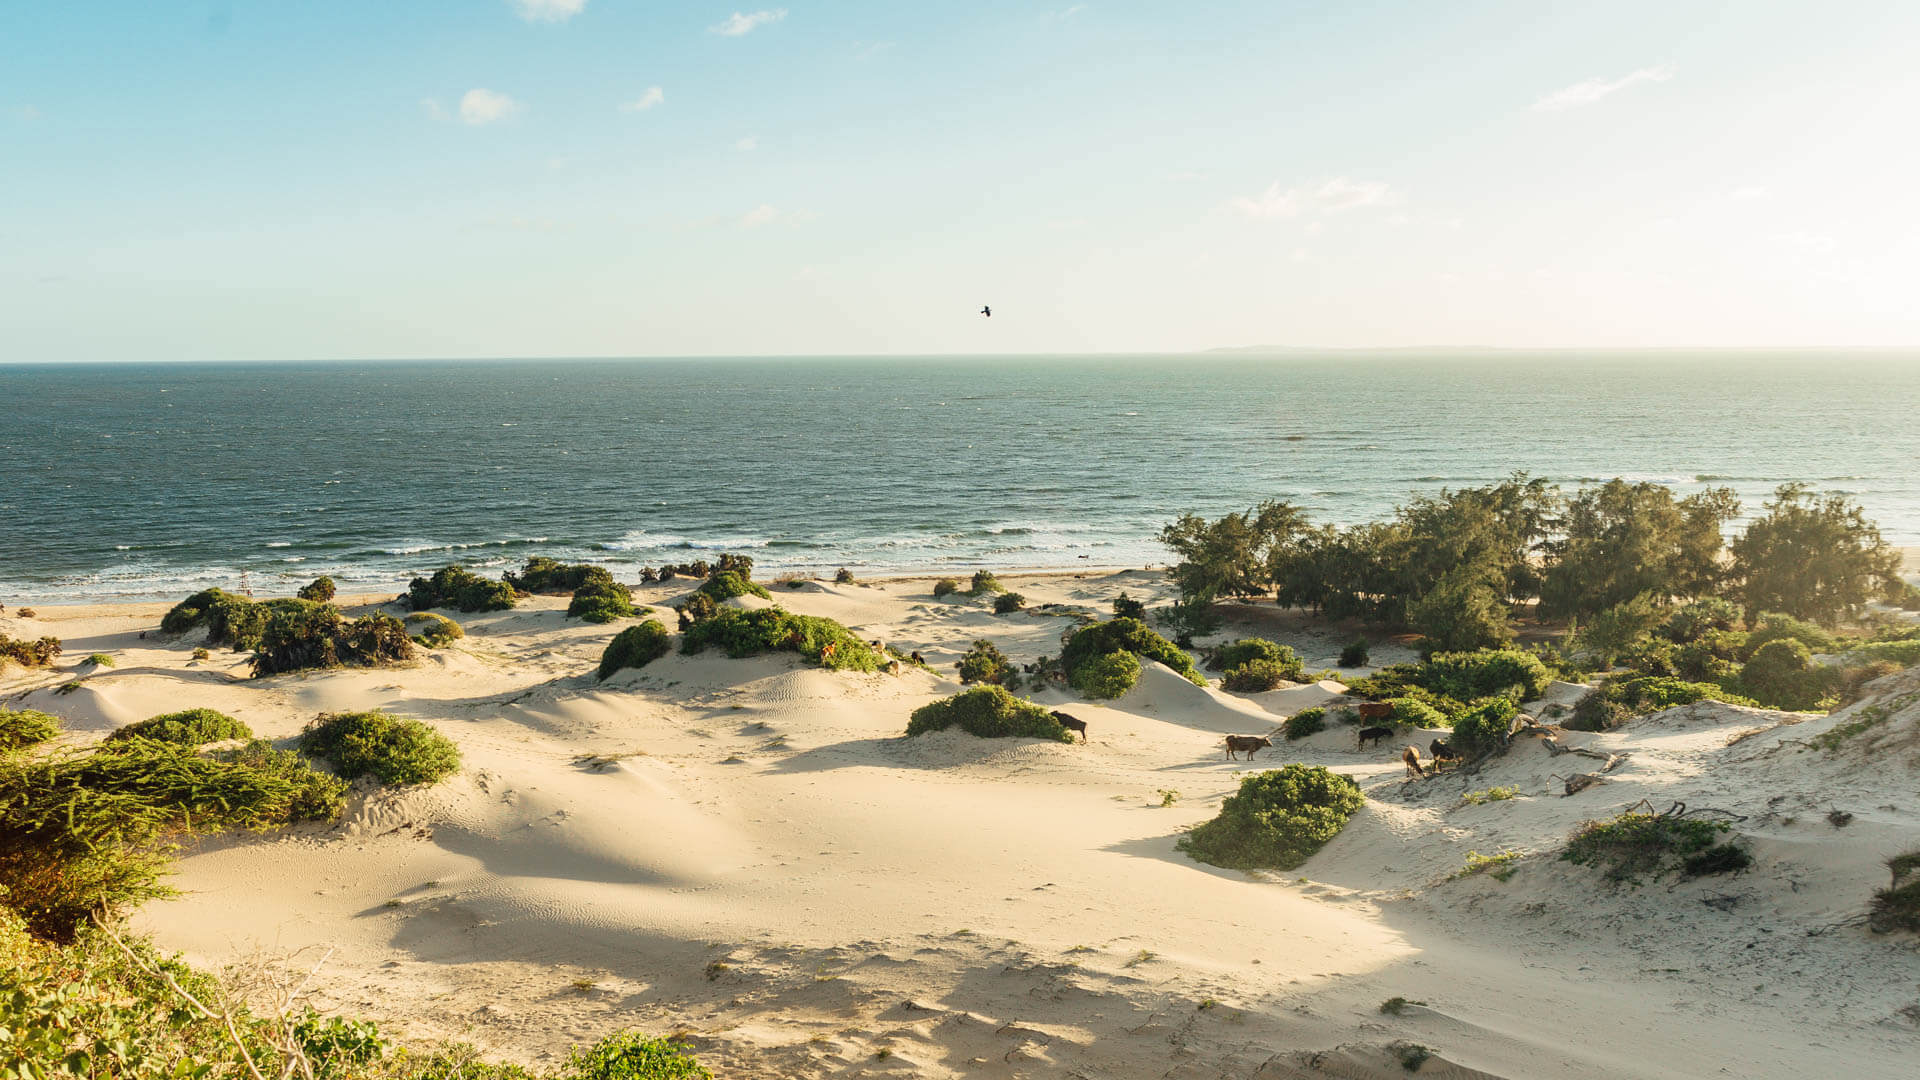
left=4, top=0, right=1919, bottom=361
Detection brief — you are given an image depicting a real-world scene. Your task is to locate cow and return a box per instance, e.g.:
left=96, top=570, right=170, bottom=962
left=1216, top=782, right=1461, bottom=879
left=1358, top=725, right=1394, bottom=749
left=1225, top=735, right=1273, bottom=761
left=1050, top=711, right=1088, bottom=742
left=1429, top=739, right=1460, bottom=769
left=1356, top=701, right=1394, bottom=722
left=1402, top=745, right=1426, bottom=779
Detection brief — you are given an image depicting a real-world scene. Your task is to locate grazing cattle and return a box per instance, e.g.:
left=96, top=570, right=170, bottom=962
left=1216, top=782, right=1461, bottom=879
left=819, top=643, right=837, bottom=662
left=1050, top=711, right=1088, bottom=742
left=1357, top=725, right=1394, bottom=749
left=909, top=651, right=925, bottom=665
left=1429, top=739, right=1460, bottom=769
left=1225, top=734, right=1273, bottom=761
left=885, top=659, right=902, bottom=676
left=1356, top=702, right=1394, bottom=722
left=1402, top=745, right=1426, bottom=779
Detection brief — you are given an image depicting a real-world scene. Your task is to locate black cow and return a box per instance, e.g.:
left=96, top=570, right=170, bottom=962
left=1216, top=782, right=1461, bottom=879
left=1050, top=711, right=1088, bottom=742
left=1358, top=725, right=1394, bottom=749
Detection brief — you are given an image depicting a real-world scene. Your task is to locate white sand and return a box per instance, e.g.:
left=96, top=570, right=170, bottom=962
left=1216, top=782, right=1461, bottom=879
left=5, top=573, right=1919, bottom=1079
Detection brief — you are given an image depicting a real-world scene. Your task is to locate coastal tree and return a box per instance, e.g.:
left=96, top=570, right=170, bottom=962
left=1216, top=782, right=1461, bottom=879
left=1539, top=481, right=1739, bottom=617
left=1730, top=484, right=1901, bottom=627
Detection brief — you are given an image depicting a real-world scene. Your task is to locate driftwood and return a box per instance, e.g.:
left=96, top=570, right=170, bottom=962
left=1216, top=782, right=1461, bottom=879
left=1541, top=737, right=1628, bottom=772
left=1553, top=772, right=1604, bottom=796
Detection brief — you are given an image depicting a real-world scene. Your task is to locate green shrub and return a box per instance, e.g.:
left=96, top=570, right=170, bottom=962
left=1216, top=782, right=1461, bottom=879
left=1407, top=565, right=1514, bottom=653
left=252, top=604, right=414, bottom=677
left=297, top=576, right=337, bottom=603
left=956, top=639, right=1014, bottom=685
left=1223, top=658, right=1297, bottom=693
left=293, top=1012, right=389, bottom=1075
left=993, top=592, right=1027, bottom=615
left=506, top=557, right=614, bottom=595
left=1869, top=852, right=1920, bottom=934
left=714, top=552, right=754, bottom=578
left=932, top=578, right=961, bottom=598
left=1212, top=638, right=1302, bottom=677
left=1069, top=650, right=1141, bottom=699
left=696, top=571, right=772, bottom=604
left=405, top=566, right=516, bottom=613
left=0, top=709, right=59, bottom=753
left=1674, top=631, right=1744, bottom=682
left=1738, top=639, right=1827, bottom=710
left=0, top=634, right=63, bottom=669
left=968, top=570, right=1005, bottom=596
left=599, top=620, right=671, bottom=680
left=1283, top=708, right=1325, bottom=740
left=1112, top=593, right=1146, bottom=620
left=1339, top=638, right=1370, bottom=667
left=834, top=567, right=856, bottom=584
left=1569, top=693, right=1631, bottom=732
left=905, top=685, right=1072, bottom=742
left=1417, top=650, right=1552, bottom=703
left=1448, top=698, right=1518, bottom=760
left=298, top=712, right=460, bottom=786
left=1561, top=811, right=1749, bottom=884
left=161, top=587, right=257, bottom=641
left=1661, top=597, right=1741, bottom=643
left=678, top=607, right=880, bottom=671
left=406, top=611, right=465, bottom=648
left=1178, top=764, right=1365, bottom=871
left=1742, top=612, right=1835, bottom=658
left=569, top=579, right=638, bottom=623
left=1842, top=639, right=1920, bottom=668
left=191, top=647, right=210, bottom=660
left=83, top=653, right=114, bottom=668
left=1387, top=697, right=1448, bottom=729
left=676, top=593, right=719, bottom=628
left=563, top=1031, right=712, bottom=1080
left=106, top=709, right=251, bottom=747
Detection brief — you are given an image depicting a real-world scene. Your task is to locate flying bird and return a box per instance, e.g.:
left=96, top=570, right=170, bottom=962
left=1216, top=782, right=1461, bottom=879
left=980, top=305, right=991, bottom=317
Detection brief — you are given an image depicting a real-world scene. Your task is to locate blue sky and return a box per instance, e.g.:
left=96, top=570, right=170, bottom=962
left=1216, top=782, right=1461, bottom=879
left=5, top=1, right=1918, bottom=360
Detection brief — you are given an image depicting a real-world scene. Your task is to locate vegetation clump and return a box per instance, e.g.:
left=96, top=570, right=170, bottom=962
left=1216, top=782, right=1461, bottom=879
left=1561, top=810, right=1752, bottom=884
left=1447, top=698, right=1519, bottom=760
left=1178, top=764, right=1365, bottom=871
left=297, top=576, right=337, bottom=602
left=993, top=592, right=1027, bottom=614
left=1111, top=593, right=1146, bottom=620
left=569, top=578, right=639, bottom=623
left=1340, top=638, right=1370, bottom=667
left=507, top=557, right=614, bottom=595
left=297, top=711, right=460, bottom=786
left=252, top=604, right=414, bottom=677
left=834, top=567, right=857, bottom=584
left=695, top=571, right=772, bottom=604
left=0, top=633, right=62, bottom=669
left=598, top=620, right=672, bottom=680
left=956, top=639, right=1014, bottom=685
left=404, top=566, right=516, bottom=613
left=1568, top=675, right=1759, bottom=731
left=905, top=686, right=1072, bottom=742
left=405, top=611, right=465, bottom=648
left=1212, top=638, right=1304, bottom=678
left=105, top=709, right=251, bottom=747
left=1283, top=708, right=1325, bottom=741
left=0, top=709, right=60, bottom=753
left=967, top=570, right=1005, bottom=596
left=932, top=578, right=961, bottom=598
left=1060, top=618, right=1205, bottom=699
left=679, top=607, right=879, bottom=671
left=1869, top=852, right=1920, bottom=934
left=1223, top=658, right=1300, bottom=693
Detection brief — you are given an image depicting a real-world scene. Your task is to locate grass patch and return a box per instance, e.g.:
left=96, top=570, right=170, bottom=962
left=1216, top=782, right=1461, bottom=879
left=105, top=709, right=251, bottom=747
left=1178, top=764, right=1365, bottom=872
left=905, top=686, right=1073, bottom=742
left=297, top=711, right=460, bottom=786
left=406, top=611, right=466, bottom=648
left=679, top=607, right=880, bottom=671
left=83, top=653, right=114, bottom=668
left=1561, top=811, right=1751, bottom=884
left=1812, top=691, right=1918, bottom=750
left=599, top=620, right=672, bottom=680
left=1870, top=851, right=1920, bottom=934
left=1394, top=1043, right=1432, bottom=1072
left=1460, top=785, right=1519, bottom=805
left=1453, top=850, right=1523, bottom=881
left=1378, top=996, right=1426, bottom=1016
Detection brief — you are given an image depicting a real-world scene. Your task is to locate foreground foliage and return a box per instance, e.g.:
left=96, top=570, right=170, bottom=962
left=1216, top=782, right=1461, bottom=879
left=297, top=712, right=460, bottom=787
left=0, top=709, right=60, bottom=753
left=0, top=633, right=62, bottom=669
left=906, top=686, right=1073, bottom=742
left=1178, top=764, right=1364, bottom=871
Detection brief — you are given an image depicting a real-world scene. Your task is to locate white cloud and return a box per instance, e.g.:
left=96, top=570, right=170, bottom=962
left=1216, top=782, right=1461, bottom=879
left=1531, top=65, right=1673, bottom=112
left=460, top=88, right=521, bottom=125
left=620, top=86, right=665, bottom=112
left=512, top=0, right=586, bottom=22
left=735, top=135, right=758, bottom=151
left=1231, top=177, right=1397, bottom=219
left=712, top=9, right=786, bottom=36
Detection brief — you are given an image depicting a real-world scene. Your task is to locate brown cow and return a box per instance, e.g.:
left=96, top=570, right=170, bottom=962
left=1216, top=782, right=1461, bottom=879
left=1356, top=702, right=1394, bottom=722
left=1225, top=735, right=1272, bottom=761
left=1402, top=745, right=1426, bottom=779
left=1050, top=711, right=1088, bottom=742
left=1428, top=739, right=1460, bottom=769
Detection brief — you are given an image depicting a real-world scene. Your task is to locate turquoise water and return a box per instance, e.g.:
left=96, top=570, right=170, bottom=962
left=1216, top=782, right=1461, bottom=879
left=3, top=352, right=1916, bottom=603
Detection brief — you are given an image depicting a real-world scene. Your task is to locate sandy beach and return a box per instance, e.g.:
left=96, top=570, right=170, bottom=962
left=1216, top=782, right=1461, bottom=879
left=4, top=570, right=1917, bottom=1079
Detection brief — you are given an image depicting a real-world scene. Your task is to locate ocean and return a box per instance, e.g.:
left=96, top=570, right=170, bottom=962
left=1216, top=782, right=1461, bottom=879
left=4, top=352, right=1916, bottom=604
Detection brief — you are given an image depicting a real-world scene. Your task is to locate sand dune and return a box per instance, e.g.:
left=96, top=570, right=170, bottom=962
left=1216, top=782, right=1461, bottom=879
left=7, top=572, right=1918, bottom=1078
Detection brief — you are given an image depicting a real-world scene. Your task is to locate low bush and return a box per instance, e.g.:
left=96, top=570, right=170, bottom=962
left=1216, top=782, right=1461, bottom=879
left=1178, top=764, right=1365, bottom=871
left=106, top=709, right=251, bottom=747
left=1841, top=639, right=1920, bottom=668
left=993, top=592, right=1027, bottom=615
left=1069, top=650, right=1141, bottom=700
left=905, top=685, right=1073, bottom=742
left=1660, top=597, right=1741, bottom=643
left=0, top=634, right=62, bottom=668
left=968, top=570, right=1005, bottom=596
left=1111, top=593, right=1146, bottom=620
left=1738, top=639, right=1828, bottom=710
left=1417, top=650, right=1552, bottom=703
left=191, top=647, right=210, bottom=660
left=160, top=587, right=254, bottom=640
left=714, top=552, right=754, bottom=578
left=569, top=579, right=638, bottom=623
left=1673, top=631, right=1744, bottom=682
left=599, top=620, right=671, bottom=680
left=253, top=604, right=414, bottom=677
left=1561, top=810, right=1751, bottom=884
left=956, top=639, right=1014, bottom=685
left=406, top=611, right=465, bottom=648
left=679, top=607, right=880, bottom=671
left=1387, top=697, right=1448, bottom=729
left=404, top=566, right=516, bottom=613
left=932, top=578, right=961, bottom=598
left=506, top=557, right=614, bottom=595
left=1223, top=658, right=1297, bottom=693
left=1869, top=852, right=1920, bottom=934
left=1742, top=612, right=1835, bottom=658
left=1448, top=698, right=1518, bottom=760
left=697, top=571, right=772, bottom=604
left=1211, top=638, right=1301, bottom=676
left=0, top=709, right=59, bottom=753
left=83, top=653, right=114, bottom=668
left=1340, top=638, right=1370, bottom=667
left=1284, top=708, right=1325, bottom=740
left=298, top=712, right=460, bottom=786
left=834, top=567, right=856, bottom=584
left=564, top=1032, right=713, bottom=1080
left=297, top=576, right=337, bottom=603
